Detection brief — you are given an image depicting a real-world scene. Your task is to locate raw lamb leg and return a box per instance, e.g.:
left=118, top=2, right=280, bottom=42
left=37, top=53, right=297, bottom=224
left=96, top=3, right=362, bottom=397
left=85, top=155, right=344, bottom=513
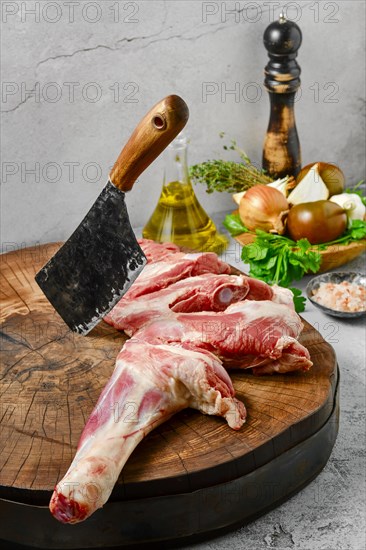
left=104, top=273, right=250, bottom=335
left=49, top=339, right=246, bottom=524
left=135, top=300, right=313, bottom=374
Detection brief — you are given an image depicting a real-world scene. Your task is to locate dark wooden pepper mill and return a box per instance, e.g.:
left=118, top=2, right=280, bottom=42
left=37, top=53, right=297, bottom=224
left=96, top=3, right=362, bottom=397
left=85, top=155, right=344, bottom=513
left=262, top=12, right=302, bottom=179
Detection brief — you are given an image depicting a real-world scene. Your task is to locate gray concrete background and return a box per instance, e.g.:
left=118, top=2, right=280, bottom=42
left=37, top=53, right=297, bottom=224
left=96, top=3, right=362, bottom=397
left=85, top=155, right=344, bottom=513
left=1, top=0, right=365, bottom=246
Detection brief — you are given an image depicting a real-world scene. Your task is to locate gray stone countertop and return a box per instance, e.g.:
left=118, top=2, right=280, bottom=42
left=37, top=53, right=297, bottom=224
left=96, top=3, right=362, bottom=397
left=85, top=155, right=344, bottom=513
left=137, top=211, right=366, bottom=550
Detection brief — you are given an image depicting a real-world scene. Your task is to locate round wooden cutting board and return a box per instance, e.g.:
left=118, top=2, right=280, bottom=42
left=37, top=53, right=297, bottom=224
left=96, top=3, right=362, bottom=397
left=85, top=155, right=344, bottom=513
left=0, top=243, right=339, bottom=549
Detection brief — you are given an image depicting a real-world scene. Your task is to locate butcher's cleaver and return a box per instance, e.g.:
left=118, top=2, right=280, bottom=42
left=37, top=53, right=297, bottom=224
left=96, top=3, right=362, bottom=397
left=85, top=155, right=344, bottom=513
left=35, top=95, right=189, bottom=335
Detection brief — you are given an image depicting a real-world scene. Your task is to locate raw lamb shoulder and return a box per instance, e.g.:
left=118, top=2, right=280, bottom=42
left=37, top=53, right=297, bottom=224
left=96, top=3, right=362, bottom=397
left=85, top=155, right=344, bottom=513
left=121, top=251, right=230, bottom=301
left=104, top=273, right=251, bottom=335
left=105, top=271, right=295, bottom=336
left=137, top=238, right=180, bottom=262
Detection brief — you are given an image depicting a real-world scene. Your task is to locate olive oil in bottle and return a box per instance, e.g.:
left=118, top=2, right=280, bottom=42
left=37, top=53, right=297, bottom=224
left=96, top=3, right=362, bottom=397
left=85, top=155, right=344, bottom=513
left=142, top=133, right=228, bottom=253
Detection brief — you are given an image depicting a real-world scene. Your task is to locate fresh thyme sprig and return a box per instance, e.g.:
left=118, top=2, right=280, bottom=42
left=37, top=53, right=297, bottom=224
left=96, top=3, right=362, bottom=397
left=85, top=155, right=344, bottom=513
left=190, top=135, right=272, bottom=194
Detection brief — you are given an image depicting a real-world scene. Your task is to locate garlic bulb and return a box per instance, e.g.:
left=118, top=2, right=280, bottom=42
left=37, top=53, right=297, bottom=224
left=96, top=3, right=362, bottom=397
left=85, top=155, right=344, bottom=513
left=330, top=193, right=366, bottom=221
left=287, top=163, right=329, bottom=205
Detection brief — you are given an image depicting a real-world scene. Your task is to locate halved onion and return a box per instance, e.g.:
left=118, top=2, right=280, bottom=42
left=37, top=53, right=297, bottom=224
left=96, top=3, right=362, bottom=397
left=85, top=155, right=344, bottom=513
left=296, top=162, right=345, bottom=197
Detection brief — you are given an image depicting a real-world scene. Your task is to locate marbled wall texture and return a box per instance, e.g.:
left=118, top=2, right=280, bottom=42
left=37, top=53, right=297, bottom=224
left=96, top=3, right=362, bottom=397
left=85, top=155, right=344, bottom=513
left=1, top=1, right=365, bottom=246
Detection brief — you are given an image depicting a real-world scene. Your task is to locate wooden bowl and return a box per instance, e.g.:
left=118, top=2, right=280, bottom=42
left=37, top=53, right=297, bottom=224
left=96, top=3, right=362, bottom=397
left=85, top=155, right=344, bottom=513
left=234, top=232, right=366, bottom=274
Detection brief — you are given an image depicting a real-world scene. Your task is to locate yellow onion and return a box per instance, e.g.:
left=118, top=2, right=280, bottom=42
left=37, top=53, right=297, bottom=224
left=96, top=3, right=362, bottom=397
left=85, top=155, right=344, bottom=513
left=239, top=184, right=289, bottom=234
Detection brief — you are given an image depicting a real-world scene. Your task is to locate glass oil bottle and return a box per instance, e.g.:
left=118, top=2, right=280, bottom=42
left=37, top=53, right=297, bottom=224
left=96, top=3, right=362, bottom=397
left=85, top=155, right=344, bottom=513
left=142, top=133, right=228, bottom=254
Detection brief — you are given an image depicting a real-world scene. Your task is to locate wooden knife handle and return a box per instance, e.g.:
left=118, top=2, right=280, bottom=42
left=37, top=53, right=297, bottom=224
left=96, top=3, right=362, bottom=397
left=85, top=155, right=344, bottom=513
left=110, top=95, right=189, bottom=192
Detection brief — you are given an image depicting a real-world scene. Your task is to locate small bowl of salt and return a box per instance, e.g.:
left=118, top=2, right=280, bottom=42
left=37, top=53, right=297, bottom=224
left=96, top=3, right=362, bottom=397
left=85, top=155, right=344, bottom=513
left=306, top=272, right=366, bottom=318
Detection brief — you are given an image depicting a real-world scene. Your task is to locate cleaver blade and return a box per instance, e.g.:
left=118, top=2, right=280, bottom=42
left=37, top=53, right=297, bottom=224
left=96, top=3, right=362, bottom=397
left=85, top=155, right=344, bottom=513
left=35, top=95, right=189, bottom=335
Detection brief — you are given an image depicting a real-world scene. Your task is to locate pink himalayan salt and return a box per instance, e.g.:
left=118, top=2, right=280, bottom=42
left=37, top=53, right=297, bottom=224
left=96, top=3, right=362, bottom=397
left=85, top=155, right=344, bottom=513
left=312, top=281, right=366, bottom=313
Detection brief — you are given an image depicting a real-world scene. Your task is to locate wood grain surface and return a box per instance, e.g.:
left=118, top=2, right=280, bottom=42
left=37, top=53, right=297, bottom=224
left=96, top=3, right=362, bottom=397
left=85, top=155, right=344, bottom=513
left=109, top=95, right=188, bottom=192
left=235, top=231, right=366, bottom=273
left=0, top=243, right=337, bottom=505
